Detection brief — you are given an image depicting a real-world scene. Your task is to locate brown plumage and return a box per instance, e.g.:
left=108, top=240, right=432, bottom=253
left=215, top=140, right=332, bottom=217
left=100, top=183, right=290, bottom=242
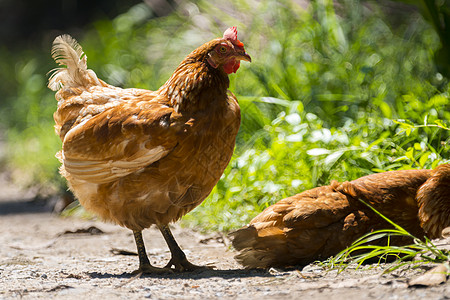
left=231, top=165, right=450, bottom=269
left=48, top=27, right=251, bottom=273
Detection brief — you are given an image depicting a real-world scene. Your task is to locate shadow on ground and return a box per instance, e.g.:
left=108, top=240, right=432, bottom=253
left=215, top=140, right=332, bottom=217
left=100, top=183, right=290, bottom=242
left=87, top=268, right=273, bottom=280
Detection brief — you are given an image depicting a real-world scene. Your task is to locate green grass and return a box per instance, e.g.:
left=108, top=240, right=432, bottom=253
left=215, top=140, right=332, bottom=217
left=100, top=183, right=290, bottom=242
left=324, top=228, right=450, bottom=274
left=323, top=199, right=450, bottom=273
left=1, top=0, right=450, bottom=233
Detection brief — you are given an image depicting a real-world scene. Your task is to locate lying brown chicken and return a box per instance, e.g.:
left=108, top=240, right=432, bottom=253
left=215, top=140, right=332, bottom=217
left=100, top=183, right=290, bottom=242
left=231, top=164, right=450, bottom=268
left=48, top=27, right=251, bottom=273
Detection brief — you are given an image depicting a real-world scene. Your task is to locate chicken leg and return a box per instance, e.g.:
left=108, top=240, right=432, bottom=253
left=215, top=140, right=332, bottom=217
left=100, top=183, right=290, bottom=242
left=132, top=230, right=171, bottom=274
left=158, top=224, right=211, bottom=272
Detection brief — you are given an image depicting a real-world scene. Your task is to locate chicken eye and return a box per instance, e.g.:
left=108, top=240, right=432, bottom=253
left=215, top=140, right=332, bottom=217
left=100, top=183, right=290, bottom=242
left=219, top=46, right=227, bottom=53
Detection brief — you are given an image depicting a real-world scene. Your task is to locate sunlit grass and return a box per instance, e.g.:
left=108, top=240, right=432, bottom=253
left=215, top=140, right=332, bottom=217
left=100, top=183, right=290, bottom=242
left=323, top=199, right=450, bottom=273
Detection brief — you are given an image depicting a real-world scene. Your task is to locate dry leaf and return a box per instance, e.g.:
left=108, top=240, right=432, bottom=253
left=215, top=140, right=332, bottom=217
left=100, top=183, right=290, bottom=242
left=60, top=226, right=105, bottom=235
left=408, top=263, right=449, bottom=287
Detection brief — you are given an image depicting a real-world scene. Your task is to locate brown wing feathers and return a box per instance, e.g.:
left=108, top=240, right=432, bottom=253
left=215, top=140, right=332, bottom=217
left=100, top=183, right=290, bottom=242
left=232, top=167, right=449, bottom=269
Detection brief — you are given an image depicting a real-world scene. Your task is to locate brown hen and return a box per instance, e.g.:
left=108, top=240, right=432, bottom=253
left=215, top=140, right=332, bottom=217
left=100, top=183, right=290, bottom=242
left=48, top=27, right=251, bottom=273
left=231, top=165, right=450, bottom=269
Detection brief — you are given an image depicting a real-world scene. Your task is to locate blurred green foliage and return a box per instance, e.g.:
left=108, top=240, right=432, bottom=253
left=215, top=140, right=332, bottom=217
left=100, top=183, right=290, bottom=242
left=396, top=0, right=450, bottom=77
left=1, top=0, right=449, bottom=231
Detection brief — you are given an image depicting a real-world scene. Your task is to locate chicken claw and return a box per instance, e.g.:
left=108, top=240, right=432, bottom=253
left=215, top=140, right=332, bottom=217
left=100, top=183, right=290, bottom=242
left=158, top=224, right=213, bottom=272
left=132, top=230, right=172, bottom=274
left=132, top=265, right=173, bottom=275
left=164, top=257, right=213, bottom=272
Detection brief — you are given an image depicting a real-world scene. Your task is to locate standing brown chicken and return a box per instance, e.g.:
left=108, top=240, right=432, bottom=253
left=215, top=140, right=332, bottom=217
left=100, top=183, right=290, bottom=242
left=48, top=27, right=251, bottom=273
left=231, top=165, right=450, bottom=268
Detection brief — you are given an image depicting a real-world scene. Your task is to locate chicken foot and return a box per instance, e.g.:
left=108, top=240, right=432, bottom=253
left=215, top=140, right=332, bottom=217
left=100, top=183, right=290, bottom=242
left=132, top=230, right=172, bottom=274
left=158, top=224, right=212, bottom=272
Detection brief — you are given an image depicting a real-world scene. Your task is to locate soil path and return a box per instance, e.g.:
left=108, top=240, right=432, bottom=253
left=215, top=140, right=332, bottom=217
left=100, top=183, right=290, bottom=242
left=0, top=179, right=449, bottom=299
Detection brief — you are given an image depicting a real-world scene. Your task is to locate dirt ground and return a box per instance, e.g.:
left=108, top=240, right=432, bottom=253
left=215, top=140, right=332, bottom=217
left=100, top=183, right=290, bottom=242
left=0, top=174, right=449, bottom=300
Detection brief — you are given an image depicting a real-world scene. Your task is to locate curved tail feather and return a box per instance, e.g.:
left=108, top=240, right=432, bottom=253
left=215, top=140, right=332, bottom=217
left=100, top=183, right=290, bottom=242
left=48, top=34, right=101, bottom=91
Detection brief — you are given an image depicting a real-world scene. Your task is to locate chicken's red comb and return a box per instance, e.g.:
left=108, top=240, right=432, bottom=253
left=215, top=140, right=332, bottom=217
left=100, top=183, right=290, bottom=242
left=223, top=26, right=244, bottom=48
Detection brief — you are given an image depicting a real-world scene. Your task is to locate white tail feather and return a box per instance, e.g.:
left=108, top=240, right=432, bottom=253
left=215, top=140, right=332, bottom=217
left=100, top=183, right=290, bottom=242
left=48, top=35, right=101, bottom=91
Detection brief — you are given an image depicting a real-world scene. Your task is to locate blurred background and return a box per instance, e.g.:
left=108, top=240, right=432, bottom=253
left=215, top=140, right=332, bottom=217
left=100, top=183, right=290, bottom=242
left=0, top=0, right=449, bottom=231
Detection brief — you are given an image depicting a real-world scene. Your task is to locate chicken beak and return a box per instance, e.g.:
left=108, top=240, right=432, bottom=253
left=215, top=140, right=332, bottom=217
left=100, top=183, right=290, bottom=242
left=236, top=51, right=252, bottom=63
